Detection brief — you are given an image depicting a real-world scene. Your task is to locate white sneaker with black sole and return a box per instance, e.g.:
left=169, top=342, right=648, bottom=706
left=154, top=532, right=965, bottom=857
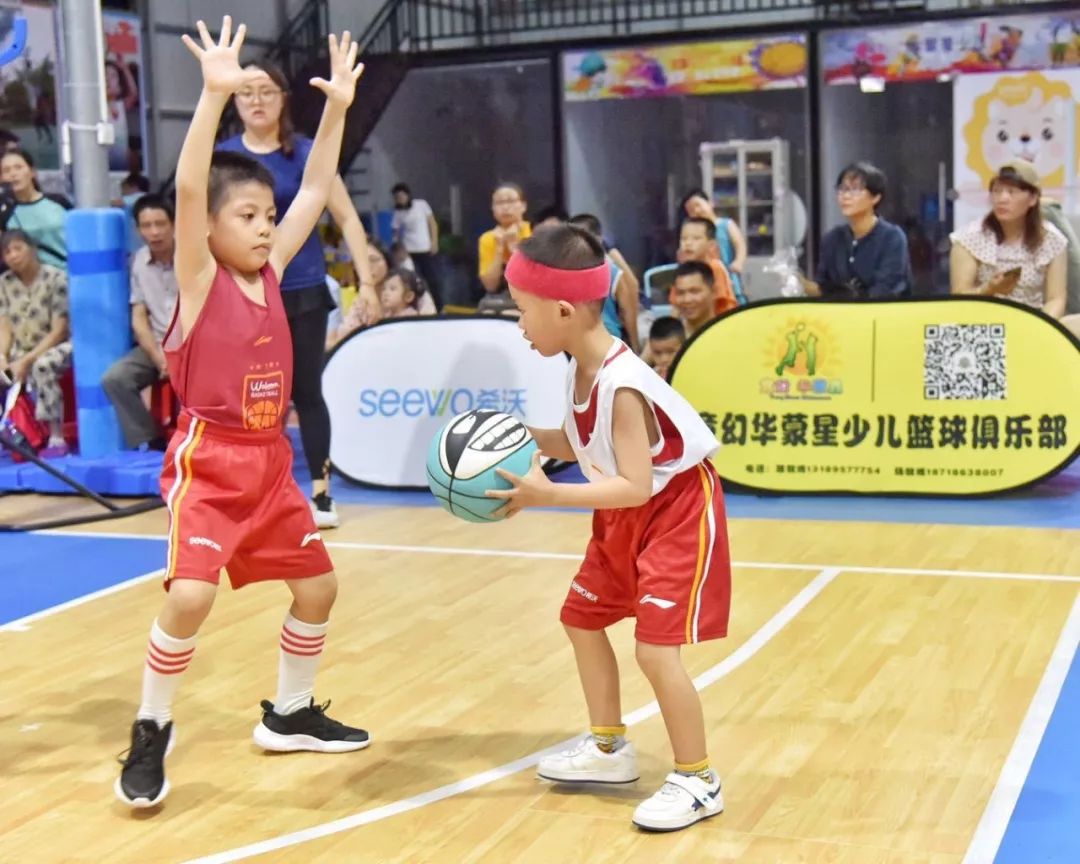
left=632, top=771, right=723, bottom=832
left=537, top=735, right=639, bottom=784
left=253, top=699, right=370, bottom=753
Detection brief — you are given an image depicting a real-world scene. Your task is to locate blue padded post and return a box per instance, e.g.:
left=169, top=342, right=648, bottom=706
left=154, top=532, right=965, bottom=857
left=65, top=208, right=129, bottom=457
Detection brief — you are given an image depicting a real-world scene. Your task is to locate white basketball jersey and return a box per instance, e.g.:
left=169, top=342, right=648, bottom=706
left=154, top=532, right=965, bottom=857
left=565, top=341, right=720, bottom=496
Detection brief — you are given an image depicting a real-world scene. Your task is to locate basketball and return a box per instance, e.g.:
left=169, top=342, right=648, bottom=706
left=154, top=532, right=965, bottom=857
left=426, top=410, right=538, bottom=522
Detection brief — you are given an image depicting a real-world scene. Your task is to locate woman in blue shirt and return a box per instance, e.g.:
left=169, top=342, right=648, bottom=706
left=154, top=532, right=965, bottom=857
left=0, top=149, right=72, bottom=269
left=218, top=62, right=380, bottom=529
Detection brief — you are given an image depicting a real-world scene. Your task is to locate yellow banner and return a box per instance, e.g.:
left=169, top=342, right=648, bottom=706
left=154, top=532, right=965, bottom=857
left=670, top=298, right=1080, bottom=495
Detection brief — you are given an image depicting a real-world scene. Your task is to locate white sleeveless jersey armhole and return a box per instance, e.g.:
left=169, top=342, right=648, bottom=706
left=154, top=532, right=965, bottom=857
left=565, top=341, right=720, bottom=496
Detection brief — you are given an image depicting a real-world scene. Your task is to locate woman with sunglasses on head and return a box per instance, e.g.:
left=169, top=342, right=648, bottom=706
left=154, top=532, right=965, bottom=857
left=217, top=62, right=381, bottom=529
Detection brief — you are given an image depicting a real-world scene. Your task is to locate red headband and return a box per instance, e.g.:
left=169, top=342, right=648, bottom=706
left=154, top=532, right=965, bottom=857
left=505, top=250, right=610, bottom=302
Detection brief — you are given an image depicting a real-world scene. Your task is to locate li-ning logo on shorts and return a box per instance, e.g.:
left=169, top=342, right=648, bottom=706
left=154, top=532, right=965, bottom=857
left=570, top=580, right=598, bottom=603
left=188, top=536, right=222, bottom=552
left=300, top=532, right=322, bottom=548
left=640, top=594, right=676, bottom=610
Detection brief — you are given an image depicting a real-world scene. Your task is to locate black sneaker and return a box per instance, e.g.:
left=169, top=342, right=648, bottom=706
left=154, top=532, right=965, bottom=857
left=115, top=719, right=173, bottom=808
left=310, top=493, right=340, bottom=529
left=253, top=699, right=370, bottom=753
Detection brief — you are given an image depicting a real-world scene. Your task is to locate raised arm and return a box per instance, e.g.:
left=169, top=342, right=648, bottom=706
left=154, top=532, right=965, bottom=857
left=176, top=18, right=261, bottom=299
left=270, top=33, right=363, bottom=278
left=327, top=175, right=381, bottom=323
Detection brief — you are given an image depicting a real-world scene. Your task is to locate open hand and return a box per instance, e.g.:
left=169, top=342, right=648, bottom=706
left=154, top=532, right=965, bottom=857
left=181, top=17, right=262, bottom=96
left=486, top=451, right=551, bottom=517
left=310, top=32, right=364, bottom=107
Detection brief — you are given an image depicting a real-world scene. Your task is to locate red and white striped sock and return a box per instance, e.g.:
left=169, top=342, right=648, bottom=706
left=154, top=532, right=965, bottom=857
left=137, top=618, right=196, bottom=727
left=274, top=613, right=328, bottom=716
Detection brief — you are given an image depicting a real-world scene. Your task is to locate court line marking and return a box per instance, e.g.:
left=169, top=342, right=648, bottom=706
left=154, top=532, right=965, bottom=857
left=181, top=567, right=840, bottom=864
left=962, top=592, right=1080, bottom=864
left=36, top=529, right=1080, bottom=584
left=0, top=568, right=165, bottom=633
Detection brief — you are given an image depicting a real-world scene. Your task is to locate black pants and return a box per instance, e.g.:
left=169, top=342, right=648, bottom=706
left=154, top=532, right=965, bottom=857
left=283, top=283, right=335, bottom=484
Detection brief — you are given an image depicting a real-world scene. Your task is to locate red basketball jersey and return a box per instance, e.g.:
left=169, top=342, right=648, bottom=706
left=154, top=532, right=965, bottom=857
left=164, top=264, right=293, bottom=432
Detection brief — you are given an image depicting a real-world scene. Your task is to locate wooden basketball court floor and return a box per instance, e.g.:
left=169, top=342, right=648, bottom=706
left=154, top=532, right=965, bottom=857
left=0, top=493, right=1077, bottom=863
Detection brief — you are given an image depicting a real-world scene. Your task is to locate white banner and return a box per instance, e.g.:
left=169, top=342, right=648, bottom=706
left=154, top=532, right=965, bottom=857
left=325, top=317, right=570, bottom=488
left=953, top=68, right=1080, bottom=230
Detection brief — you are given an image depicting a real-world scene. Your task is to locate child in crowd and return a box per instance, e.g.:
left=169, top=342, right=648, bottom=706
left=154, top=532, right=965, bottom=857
left=646, top=315, right=686, bottom=380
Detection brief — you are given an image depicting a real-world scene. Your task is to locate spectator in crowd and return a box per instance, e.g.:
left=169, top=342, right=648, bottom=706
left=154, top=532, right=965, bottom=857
left=671, top=260, right=718, bottom=337
left=950, top=160, right=1067, bottom=320
left=0, top=127, right=19, bottom=152
left=218, top=60, right=380, bottom=528
left=804, top=161, right=911, bottom=299
left=392, top=182, right=440, bottom=306
left=390, top=240, right=415, bottom=272
left=680, top=190, right=748, bottom=304
left=0, top=230, right=72, bottom=456
left=330, top=241, right=435, bottom=346
left=380, top=267, right=426, bottom=319
left=568, top=212, right=640, bottom=352
left=0, top=149, right=73, bottom=269
left=646, top=315, right=686, bottom=381
left=478, top=182, right=531, bottom=311
left=675, top=217, right=736, bottom=315
left=100, top=195, right=177, bottom=451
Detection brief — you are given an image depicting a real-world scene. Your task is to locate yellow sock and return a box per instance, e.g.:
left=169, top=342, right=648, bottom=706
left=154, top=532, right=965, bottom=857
left=675, top=757, right=713, bottom=782
left=590, top=724, right=626, bottom=753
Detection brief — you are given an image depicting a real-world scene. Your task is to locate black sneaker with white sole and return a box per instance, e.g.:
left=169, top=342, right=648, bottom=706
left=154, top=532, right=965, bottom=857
left=115, top=719, right=174, bottom=808
left=253, top=699, right=370, bottom=753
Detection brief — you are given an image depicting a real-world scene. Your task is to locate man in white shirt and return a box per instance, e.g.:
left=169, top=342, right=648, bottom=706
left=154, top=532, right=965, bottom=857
left=391, top=182, right=440, bottom=308
left=101, top=194, right=177, bottom=450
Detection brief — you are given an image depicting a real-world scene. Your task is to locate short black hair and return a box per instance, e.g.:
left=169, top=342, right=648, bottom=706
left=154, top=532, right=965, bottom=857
left=208, top=151, right=275, bottom=214
left=680, top=217, right=716, bottom=239
left=568, top=213, right=602, bottom=237
left=535, top=204, right=568, bottom=224
left=649, top=316, right=685, bottom=343
left=674, top=260, right=715, bottom=287
left=517, top=223, right=604, bottom=271
left=391, top=182, right=411, bottom=196
left=1, top=229, right=37, bottom=255
left=133, top=193, right=174, bottom=224
left=122, top=172, right=151, bottom=193
left=836, top=161, right=887, bottom=207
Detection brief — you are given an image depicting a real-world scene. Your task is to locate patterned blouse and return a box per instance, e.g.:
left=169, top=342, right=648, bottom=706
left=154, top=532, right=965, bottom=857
left=0, top=264, right=68, bottom=355
left=950, top=220, right=1067, bottom=309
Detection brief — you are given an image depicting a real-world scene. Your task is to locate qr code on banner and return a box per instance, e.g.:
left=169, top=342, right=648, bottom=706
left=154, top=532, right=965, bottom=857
left=923, top=323, right=1006, bottom=400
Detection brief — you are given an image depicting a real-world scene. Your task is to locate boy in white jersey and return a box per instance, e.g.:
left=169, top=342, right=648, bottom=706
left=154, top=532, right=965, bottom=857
left=489, top=224, right=732, bottom=832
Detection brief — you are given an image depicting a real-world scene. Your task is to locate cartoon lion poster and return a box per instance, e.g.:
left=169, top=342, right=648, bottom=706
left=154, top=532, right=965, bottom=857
left=954, top=69, right=1080, bottom=228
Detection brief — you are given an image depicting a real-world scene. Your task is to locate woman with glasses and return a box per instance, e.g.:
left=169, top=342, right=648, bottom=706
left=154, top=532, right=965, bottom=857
left=217, top=62, right=380, bottom=529
left=477, top=182, right=531, bottom=311
left=803, top=161, right=912, bottom=299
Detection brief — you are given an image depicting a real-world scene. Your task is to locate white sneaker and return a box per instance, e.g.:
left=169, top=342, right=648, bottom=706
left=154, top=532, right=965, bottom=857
left=632, top=771, right=723, bottom=832
left=311, top=494, right=340, bottom=529
left=537, top=735, right=639, bottom=784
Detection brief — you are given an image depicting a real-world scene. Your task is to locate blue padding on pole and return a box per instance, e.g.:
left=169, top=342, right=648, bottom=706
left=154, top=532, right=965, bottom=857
left=66, top=208, right=129, bottom=458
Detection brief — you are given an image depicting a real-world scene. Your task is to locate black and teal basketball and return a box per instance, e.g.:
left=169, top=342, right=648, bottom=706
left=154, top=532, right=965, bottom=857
left=427, top=410, right=537, bottom=523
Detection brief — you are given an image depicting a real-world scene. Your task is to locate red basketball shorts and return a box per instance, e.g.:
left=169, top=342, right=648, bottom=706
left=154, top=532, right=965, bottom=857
left=160, top=413, right=333, bottom=590
left=560, top=461, right=731, bottom=645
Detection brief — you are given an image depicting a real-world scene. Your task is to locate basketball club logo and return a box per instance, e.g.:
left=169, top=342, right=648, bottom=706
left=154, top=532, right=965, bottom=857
left=242, top=371, right=285, bottom=431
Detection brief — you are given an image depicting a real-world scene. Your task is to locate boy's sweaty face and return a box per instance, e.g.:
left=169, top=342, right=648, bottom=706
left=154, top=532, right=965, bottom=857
left=209, top=181, right=277, bottom=273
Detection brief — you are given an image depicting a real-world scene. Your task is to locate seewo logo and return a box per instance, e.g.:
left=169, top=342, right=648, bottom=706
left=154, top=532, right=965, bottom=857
left=359, top=388, right=527, bottom=418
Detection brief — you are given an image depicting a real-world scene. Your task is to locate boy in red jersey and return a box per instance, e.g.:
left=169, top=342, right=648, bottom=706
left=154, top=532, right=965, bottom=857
left=488, top=224, right=731, bottom=832
left=116, top=18, right=368, bottom=809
